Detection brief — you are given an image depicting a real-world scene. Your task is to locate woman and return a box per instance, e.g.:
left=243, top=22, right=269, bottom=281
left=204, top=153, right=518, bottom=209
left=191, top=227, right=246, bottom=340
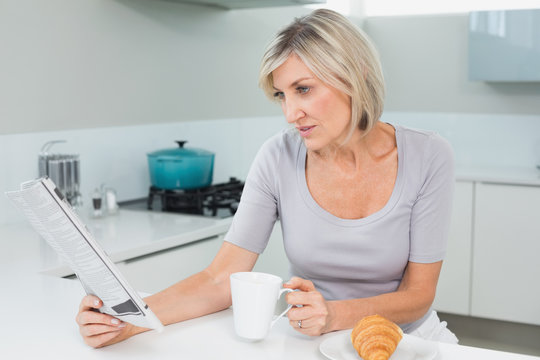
left=76, top=9, right=457, bottom=347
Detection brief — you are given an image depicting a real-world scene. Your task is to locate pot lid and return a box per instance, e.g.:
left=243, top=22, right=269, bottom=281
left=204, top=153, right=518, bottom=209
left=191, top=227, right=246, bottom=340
left=147, top=141, right=214, bottom=158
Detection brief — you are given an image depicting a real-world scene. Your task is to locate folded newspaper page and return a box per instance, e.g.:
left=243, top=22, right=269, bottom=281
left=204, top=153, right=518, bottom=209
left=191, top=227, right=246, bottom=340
left=6, top=177, right=164, bottom=332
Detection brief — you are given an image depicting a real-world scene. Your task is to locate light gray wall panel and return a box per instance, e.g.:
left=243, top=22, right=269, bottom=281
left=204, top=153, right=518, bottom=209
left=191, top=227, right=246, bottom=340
left=363, top=14, right=540, bottom=115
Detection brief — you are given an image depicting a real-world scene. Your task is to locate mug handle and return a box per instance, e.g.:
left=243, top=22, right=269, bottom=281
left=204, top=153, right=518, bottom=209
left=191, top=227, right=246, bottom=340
left=270, top=288, right=294, bottom=328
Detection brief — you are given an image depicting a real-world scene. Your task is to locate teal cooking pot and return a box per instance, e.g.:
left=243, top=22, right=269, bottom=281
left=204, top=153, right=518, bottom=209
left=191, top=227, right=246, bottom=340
left=147, top=141, right=214, bottom=190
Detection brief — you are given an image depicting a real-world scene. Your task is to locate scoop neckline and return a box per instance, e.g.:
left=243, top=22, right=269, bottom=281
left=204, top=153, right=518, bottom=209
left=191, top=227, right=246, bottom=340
left=295, top=124, right=405, bottom=227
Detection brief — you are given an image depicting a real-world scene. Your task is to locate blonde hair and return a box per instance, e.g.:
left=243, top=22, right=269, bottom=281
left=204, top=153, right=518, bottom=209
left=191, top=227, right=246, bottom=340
left=259, top=9, right=385, bottom=138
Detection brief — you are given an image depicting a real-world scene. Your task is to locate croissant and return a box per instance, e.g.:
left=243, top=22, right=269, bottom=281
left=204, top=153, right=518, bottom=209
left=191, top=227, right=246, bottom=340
left=350, top=314, right=403, bottom=360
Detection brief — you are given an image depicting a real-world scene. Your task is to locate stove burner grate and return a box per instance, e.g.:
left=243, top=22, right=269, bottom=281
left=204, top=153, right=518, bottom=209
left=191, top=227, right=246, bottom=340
left=148, top=177, right=243, bottom=217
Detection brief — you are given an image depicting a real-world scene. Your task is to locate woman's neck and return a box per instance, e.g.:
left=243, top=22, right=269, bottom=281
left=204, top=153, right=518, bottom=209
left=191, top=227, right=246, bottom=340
left=308, top=122, right=396, bottom=172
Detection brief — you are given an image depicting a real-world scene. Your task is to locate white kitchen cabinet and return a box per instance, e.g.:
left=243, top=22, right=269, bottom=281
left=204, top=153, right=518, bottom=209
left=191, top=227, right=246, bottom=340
left=253, top=222, right=289, bottom=281
left=471, top=183, right=540, bottom=325
left=115, top=222, right=289, bottom=295
left=115, top=235, right=223, bottom=294
left=433, top=181, right=474, bottom=315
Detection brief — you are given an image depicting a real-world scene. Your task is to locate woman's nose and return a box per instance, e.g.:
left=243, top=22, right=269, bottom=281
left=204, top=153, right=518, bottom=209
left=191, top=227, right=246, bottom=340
left=283, top=100, right=306, bottom=124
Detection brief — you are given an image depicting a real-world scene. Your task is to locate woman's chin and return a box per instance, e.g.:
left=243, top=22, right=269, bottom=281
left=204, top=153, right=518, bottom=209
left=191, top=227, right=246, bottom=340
left=302, top=138, right=321, bottom=151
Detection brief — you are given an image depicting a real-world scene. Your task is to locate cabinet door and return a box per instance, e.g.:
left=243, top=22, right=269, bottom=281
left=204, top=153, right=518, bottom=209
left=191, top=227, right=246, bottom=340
left=433, top=181, right=473, bottom=315
left=472, top=183, right=540, bottom=325
left=116, top=235, right=223, bottom=294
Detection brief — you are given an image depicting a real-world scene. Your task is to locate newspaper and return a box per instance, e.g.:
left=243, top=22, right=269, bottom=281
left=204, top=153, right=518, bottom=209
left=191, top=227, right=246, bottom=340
left=5, top=177, right=164, bottom=332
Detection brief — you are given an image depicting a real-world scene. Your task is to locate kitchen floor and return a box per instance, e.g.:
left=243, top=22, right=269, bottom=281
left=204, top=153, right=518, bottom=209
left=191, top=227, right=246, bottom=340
left=439, top=313, right=540, bottom=356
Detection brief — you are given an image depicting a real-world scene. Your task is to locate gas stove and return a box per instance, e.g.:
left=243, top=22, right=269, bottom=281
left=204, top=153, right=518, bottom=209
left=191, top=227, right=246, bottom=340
left=120, top=177, right=244, bottom=219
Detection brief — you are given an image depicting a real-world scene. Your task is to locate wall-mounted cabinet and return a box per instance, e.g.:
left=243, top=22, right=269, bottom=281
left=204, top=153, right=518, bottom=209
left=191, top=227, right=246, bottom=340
left=469, top=9, right=540, bottom=82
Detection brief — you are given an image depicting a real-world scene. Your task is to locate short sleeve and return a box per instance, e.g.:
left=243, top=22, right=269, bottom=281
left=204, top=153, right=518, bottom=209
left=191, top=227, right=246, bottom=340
left=223, top=134, right=282, bottom=254
left=409, top=134, right=455, bottom=263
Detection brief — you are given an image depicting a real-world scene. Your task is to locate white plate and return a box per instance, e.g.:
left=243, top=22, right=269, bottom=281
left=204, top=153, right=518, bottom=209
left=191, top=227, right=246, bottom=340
left=319, top=332, right=439, bottom=360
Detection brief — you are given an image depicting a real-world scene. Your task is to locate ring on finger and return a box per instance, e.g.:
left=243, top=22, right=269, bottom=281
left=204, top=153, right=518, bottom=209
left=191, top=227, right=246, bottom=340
left=297, top=320, right=302, bottom=329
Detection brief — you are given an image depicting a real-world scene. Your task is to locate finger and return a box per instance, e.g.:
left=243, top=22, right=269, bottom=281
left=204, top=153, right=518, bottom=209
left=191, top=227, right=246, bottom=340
left=286, top=288, right=324, bottom=307
left=289, top=318, right=316, bottom=329
left=289, top=318, right=319, bottom=336
left=289, top=318, right=306, bottom=335
left=287, top=305, right=312, bottom=321
left=284, top=277, right=316, bottom=292
left=77, top=310, right=125, bottom=327
left=80, top=323, right=125, bottom=337
left=79, top=295, right=102, bottom=312
left=290, top=319, right=303, bottom=329
left=85, top=331, right=123, bottom=349
left=289, top=318, right=325, bottom=337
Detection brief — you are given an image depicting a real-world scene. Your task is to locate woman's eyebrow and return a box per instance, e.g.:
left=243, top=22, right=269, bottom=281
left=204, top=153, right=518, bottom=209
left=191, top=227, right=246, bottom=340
left=273, top=77, right=313, bottom=91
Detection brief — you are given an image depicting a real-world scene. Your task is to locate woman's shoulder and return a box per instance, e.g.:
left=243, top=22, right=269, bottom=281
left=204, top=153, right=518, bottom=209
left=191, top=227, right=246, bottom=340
left=258, top=127, right=301, bottom=159
left=394, top=124, right=454, bottom=184
left=395, top=124, right=453, bottom=159
left=246, top=128, right=300, bottom=193
left=261, top=127, right=300, bottom=147
left=250, top=127, right=301, bottom=174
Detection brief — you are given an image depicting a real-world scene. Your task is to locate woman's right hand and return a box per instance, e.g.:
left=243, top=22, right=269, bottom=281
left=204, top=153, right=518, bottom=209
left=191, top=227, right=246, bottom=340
left=76, top=295, right=134, bottom=348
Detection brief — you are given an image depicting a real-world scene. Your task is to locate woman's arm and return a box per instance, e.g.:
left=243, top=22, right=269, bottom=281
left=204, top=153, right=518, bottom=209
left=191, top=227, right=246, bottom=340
left=285, top=260, right=442, bottom=336
left=76, top=241, right=258, bottom=347
left=144, top=242, right=259, bottom=326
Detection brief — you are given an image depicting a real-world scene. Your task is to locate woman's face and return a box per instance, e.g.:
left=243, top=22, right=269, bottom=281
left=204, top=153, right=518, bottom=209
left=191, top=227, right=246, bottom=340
left=272, top=54, right=352, bottom=152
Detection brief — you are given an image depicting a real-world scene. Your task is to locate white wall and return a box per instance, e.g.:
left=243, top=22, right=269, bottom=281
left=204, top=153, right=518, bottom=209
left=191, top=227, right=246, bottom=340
left=0, top=0, right=311, bottom=134
left=382, top=111, right=540, bottom=168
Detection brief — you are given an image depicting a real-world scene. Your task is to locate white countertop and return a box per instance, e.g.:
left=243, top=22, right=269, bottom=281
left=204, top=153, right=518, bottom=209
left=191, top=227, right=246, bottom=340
left=456, top=165, right=540, bottom=186
left=5, top=208, right=233, bottom=277
left=1, top=204, right=540, bottom=358
left=1, top=274, right=539, bottom=360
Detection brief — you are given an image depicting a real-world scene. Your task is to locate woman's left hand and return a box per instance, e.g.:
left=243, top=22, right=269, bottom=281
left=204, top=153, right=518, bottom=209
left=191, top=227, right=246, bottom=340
left=284, top=276, right=333, bottom=336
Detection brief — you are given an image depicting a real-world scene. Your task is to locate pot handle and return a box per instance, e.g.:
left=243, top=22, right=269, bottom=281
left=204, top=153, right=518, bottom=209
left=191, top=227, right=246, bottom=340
left=175, top=141, right=187, bottom=148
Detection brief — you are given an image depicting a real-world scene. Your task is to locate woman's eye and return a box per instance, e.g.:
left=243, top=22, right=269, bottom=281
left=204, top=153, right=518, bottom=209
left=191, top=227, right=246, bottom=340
left=296, top=86, right=310, bottom=94
left=273, top=91, right=285, bottom=100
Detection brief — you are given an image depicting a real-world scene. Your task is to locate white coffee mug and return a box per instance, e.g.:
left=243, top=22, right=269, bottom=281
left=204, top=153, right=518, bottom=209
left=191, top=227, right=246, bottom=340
left=230, top=272, right=293, bottom=340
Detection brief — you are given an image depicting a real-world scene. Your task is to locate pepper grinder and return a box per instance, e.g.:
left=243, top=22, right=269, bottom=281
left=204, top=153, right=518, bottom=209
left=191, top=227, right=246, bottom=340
left=91, top=188, right=103, bottom=218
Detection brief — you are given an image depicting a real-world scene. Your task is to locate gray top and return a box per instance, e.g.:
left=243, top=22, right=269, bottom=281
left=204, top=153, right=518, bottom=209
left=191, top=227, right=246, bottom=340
left=224, top=124, right=455, bottom=332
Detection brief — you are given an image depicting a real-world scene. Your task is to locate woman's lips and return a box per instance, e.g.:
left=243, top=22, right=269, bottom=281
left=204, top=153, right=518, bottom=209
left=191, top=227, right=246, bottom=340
left=297, top=125, right=315, bottom=137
